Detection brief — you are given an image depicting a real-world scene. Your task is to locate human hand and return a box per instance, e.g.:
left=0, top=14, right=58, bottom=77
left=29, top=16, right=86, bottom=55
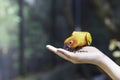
left=46, top=45, right=105, bottom=65
left=46, top=45, right=120, bottom=79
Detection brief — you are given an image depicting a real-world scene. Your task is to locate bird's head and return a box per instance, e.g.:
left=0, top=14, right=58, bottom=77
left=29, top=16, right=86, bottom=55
left=64, top=36, right=78, bottom=50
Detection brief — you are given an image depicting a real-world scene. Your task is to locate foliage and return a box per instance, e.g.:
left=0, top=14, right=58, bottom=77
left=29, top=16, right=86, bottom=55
left=0, top=0, right=20, bottom=79
left=24, top=5, right=48, bottom=59
left=0, top=0, right=19, bottom=53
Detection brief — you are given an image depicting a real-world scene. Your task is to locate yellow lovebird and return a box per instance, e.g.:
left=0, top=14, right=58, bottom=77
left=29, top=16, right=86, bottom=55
left=64, top=31, right=92, bottom=51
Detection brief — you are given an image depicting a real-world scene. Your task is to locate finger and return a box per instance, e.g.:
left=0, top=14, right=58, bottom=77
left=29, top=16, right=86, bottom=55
left=57, top=48, right=76, bottom=59
left=57, top=49, right=79, bottom=63
left=57, top=49, right=90, bottom=64
left=46, top=45, right=70, bottom=60
left=56, top=51, right=71, bottom=61
left=46, top=45, right=57, bottom=53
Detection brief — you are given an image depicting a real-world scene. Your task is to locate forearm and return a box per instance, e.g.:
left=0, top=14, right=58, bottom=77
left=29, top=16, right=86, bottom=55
left=96, top=54, right=120, bottom=80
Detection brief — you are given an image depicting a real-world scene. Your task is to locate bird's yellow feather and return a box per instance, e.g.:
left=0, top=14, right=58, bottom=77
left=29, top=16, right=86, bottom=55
left=64, top=31, right=92, bottom=50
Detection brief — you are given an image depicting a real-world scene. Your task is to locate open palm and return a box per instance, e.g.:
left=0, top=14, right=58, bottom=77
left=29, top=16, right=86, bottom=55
left=46, top=45, right=104, bottom=64
left=46, top=45, right=120, bottom=79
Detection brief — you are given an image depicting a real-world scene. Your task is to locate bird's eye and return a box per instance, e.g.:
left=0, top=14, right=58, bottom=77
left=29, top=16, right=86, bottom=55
left=69, top=40, right=73, bottom=45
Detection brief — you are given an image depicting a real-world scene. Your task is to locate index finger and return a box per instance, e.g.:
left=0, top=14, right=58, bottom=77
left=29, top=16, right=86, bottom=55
left=46, top=45, right=73, bottom=61
left=46, top=45, right=57, bottom=53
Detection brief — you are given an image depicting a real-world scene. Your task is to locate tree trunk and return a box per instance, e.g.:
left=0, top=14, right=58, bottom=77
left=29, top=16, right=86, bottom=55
left=18, top=0, right=25, bottom=77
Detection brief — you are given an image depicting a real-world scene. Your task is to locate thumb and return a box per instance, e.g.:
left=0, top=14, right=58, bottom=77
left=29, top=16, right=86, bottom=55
left=57, top=48, right=75, bottom=58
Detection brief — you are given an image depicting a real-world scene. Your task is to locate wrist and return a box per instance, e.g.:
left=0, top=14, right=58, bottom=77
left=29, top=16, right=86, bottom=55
left=95, top=53, right=120, bottom=80
left=90, top=52, right=106, bottom=65
left=96, top=53, right=106, bottom=65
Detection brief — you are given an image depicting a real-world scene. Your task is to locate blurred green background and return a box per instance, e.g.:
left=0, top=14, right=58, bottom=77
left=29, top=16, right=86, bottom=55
left=0, top=0, right=120, bottom=80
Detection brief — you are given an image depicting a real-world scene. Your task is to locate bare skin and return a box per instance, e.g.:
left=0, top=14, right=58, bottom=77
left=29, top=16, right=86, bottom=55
left=46, top=45, right=120, bottom=80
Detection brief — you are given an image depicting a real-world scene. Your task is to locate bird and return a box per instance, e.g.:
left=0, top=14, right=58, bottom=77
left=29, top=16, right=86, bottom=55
left=64, top=31, right=92, bottom=51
